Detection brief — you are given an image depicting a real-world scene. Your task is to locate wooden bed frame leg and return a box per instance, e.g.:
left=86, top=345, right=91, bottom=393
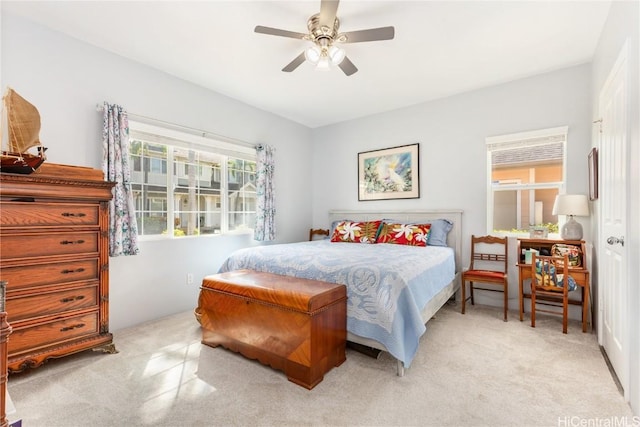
left=396, top=360, right=405, bottom=377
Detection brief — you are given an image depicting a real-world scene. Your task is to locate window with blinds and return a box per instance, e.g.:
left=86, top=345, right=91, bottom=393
left=486, top=126, right=567, bottom=234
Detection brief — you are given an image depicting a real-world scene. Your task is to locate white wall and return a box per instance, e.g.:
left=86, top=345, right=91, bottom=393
left=591, top=0, right=639, bottom=415
left=1, top=12, right=314, bottom=331
left=311, top=64, right=593, bottom=313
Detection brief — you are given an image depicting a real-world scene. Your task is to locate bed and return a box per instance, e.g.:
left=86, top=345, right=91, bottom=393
left=214, top=209, right=462, bottom=376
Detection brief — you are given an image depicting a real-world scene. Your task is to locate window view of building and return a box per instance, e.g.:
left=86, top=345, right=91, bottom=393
left=486, top=127, right=567, bottom=234
left=129, top=128, right=256, bottom=237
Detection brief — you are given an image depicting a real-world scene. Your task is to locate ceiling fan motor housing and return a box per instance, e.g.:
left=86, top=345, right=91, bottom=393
left=307, top=13, right=343, bottom=45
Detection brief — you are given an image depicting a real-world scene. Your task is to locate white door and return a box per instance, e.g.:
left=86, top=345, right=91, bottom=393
left=598, top=41, right=629, bottom=399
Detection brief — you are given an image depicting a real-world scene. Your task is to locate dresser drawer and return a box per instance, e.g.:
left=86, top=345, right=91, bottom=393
left=6, top=285, right=98, bottom=323
left=8, top=312, right=99, bottom=355
left=0, top=231, right=99, bottom=260
left=0, top=258, right=99, bottom=291
left=0, top=202, right=99, bottom=227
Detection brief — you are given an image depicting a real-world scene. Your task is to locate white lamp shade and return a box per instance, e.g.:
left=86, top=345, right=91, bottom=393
left=304, top=45, right=321, bottom=64
left=315, top=56, right=330, bottom=70
left=552, top=194, right=590, bottom=217
left=328, top=45, right=345, bottom=65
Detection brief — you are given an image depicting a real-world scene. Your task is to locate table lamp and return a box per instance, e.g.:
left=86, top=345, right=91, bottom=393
left=552, top=194, right=590, bottom=240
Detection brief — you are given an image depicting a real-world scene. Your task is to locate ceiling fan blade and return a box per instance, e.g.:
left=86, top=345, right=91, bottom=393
left=338, top=56, right=358, bottom=76
left=282, top=52, right=306, bottom=72
left=319, top=0, right=340, bottom=28
left=340, top=26, right=395, bottom=43
left=254, top=25, right=307, bottom=40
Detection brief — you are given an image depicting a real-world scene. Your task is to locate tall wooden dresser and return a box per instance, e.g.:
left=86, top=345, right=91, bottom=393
left=0, top=165, right=116, bottom=372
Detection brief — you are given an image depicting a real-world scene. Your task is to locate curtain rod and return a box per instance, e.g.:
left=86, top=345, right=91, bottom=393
left=96, top=103, right=257, bottom=149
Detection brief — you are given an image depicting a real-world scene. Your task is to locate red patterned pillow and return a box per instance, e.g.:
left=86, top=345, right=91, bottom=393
left=330, top=220, right=382, bottom=244
left=376, top=223, right=431, bottom=246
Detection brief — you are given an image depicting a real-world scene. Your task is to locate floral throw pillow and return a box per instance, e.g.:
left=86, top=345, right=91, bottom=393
left=376, top=222, right=431, bottom=246
left=330, top=220, right=382, bottom=244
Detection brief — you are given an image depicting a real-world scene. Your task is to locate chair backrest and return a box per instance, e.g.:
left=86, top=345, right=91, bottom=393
left=469, top=235, right=508, bottom=273
left=309, top=228, right=330, bottom=241
left=531, top=253, right=571, bottom=294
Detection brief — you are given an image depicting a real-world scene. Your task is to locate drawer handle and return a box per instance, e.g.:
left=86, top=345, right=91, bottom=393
left=61, top=268, right=86, bottom=274
left=61, top=295, right=86, bottom=303
left=60, top=240, right=86, bottom=245
left=61, top=212, right=87, bottom=218
left=60, top=323, right=86, bottom=332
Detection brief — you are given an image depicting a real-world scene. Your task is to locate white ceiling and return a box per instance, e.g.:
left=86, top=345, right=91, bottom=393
left=3, top=1, right=611, bottom=128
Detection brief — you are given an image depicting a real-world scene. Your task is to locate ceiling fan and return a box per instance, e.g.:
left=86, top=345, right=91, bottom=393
left=254, top=0, right=395, bottom=76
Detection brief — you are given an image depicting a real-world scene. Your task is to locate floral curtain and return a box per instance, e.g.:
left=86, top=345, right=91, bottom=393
left=254, top=144, right=276, bottom=241
left=102, top=102, right=140, bottom=256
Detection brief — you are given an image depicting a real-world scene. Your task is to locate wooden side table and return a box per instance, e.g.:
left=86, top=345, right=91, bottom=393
left=517, top=238, right=590, bottom=332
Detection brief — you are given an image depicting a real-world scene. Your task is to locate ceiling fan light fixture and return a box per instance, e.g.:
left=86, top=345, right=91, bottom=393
left=255, top=0, right=395, bottom=76
left=304, top=45, right=322, bottom=64
left=328, top=45, right=345, bottom=65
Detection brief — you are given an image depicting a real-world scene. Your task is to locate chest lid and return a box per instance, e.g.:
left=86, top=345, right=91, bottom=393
left=201, top=269, right=346, bottom=314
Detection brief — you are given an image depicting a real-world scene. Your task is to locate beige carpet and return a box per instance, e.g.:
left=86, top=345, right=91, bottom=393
left=7, top=302, right=633, bottom=426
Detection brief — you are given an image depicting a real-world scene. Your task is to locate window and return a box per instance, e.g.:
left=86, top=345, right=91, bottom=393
left=129, top=122, right=256, bottom=238
left=486, top=126, right=567, bottom=234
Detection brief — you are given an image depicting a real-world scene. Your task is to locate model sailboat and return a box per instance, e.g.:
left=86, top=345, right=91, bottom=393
left=1, top=88, right=47, bottom=174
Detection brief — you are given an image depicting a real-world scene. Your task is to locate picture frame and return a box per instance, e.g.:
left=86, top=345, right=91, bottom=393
left=358, top=143, right=420, bottom=201
left=588, top=147, right=598, bottom=200
left=529, top=226, right=549, bottom=239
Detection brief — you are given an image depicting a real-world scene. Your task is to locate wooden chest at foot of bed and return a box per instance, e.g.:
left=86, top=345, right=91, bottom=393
left=198, top=269, right=347, bottom=389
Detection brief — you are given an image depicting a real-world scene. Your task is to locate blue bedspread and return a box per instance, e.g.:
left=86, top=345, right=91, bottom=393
left=219, top=240, right=456, bottom=367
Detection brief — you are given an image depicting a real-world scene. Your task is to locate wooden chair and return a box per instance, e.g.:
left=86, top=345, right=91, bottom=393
left=530, top=253, right=576, bottom=334
left=309, top=228, right=329, bottom=241
left=461, top=235, right=509, bottom=321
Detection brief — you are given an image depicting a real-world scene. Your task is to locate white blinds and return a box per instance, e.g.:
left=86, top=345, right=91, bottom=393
left=486, top=126, right=568, bottom=152
left=129, top=121, right=256, bottom=161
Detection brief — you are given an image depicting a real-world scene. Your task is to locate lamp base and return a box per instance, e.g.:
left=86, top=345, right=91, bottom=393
left=561, top=216, right=583, bottom=240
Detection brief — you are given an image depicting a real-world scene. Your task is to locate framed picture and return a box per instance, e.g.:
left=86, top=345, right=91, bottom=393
left=588, top=147, right=598, bottom=200
left=358, top=143, right=419, bottom=201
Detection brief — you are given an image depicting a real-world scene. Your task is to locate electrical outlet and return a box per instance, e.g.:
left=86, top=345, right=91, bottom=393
left=187, top=273, right=194, bottom=284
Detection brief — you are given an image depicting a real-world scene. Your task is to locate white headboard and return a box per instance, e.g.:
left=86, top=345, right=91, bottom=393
left=328, top=209, right=464, bottom=273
